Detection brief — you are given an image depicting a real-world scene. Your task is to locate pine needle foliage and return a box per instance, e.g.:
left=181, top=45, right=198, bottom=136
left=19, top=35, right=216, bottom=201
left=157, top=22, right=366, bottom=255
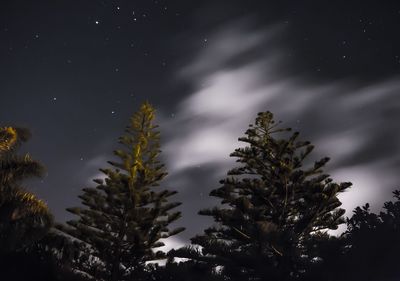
left=173, top=111, right=352, bottom=281
left=59, top=102, right=184, bottom=281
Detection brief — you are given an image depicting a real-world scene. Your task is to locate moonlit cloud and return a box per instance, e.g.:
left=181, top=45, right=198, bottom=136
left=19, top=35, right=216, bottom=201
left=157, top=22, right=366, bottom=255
left=161, top=25, right=290, bottom=175
left=160, top=20, right=400, bottom=227
left=81, top=21, right=400, bottom=243
left=159, top=236, right=185, bottom=253
left=83, top=156, right=109, bottom=184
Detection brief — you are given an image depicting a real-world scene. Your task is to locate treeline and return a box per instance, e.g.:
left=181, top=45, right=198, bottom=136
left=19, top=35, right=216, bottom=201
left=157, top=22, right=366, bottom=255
left=0, top=102, right=399, bottom=281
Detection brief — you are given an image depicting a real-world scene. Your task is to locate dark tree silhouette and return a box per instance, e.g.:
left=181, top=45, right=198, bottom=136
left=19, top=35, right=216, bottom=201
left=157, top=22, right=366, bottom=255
left=58, top=102, right=185, bottom=281
left=338, top=190, right=400, bottom=281
left=148, top=260, right=224, bottom=281
left=172, top=111, right=351, bottom=281
left=0, top=126, right=53, bottom=253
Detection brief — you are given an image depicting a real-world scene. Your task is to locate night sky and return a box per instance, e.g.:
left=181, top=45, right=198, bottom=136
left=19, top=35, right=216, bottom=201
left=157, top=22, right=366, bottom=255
left=1, top=0, right=400, bottom=249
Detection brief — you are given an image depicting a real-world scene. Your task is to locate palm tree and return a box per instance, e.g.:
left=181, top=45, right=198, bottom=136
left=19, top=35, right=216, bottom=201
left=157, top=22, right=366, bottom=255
left=0, top=126, right=53, bottom=252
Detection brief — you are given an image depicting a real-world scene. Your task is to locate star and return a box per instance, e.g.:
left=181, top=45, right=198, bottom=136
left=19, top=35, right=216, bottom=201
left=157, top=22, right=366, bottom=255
left=95, top=20, right=99, bottom=25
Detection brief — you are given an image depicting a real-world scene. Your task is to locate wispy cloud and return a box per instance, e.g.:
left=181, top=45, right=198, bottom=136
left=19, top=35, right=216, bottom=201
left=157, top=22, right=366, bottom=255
left=160, top=20, right=400, bottom=224
left=80, top=21, right=400, bottom=242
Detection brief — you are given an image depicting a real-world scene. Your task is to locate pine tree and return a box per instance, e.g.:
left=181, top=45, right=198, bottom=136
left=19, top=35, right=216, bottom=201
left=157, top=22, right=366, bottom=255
left=58, top=102, right=185, bottom=281
left=172, top=111, right=351, bottom=281
left=0, top=126, right=53, bottom=252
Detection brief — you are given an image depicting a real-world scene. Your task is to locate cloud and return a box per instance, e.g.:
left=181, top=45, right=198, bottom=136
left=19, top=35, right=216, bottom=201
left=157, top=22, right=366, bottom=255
left=161, top=25, right=290, bottom=176
left=159, top=236, right=186, bottom=253
left=81, top=155, right=109, bottom=184
left=160, top=19, right=400, bottom=232
left=78, top=20, right=400, bottom=243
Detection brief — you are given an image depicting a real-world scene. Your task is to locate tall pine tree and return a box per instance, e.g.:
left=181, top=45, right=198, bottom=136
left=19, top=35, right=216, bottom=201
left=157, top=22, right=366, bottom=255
left=58, top=102, right=184, bottom=281
left=0, top=126, right=53, bottom=253
left=173, top=111, right=351, bottom=281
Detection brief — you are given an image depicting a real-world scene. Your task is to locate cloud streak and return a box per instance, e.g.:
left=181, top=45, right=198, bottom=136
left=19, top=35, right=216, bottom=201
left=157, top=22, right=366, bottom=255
left=160, top=20, right=400, bottom=234
left=81, top=20, right=400, bottom=244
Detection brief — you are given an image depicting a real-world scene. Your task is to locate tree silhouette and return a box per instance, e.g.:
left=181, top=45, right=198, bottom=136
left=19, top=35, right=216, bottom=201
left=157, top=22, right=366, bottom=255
left=338, top=190, right=400, bottom=280
left=172, top=111, right=351, bottom=281
left=58, top=102, right=184, bottom=281
left=0, top=126, right=53, bottom=253
left=149, top=260, right=224, bottom=281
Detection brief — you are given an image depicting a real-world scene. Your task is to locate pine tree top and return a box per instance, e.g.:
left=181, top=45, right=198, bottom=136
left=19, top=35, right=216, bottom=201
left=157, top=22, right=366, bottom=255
left=174, top=110, right=352, bottom=281
left=59, top=102, right=184, bottom=281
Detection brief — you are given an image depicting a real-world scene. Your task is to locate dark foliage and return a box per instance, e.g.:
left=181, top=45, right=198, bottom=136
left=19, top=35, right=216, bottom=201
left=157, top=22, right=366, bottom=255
left=1, top=110, right=400, bottom=281
left=341, top=190, right=400, bottom=280
left=173, top=111, right=351, bottom=281
left=57, top=103, right=184, bottom=281
left=148, top=260, right=224, bottom=281
left=0, top=126, right=53, bottom=253
left=0, top=236, right=90, bottom=281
